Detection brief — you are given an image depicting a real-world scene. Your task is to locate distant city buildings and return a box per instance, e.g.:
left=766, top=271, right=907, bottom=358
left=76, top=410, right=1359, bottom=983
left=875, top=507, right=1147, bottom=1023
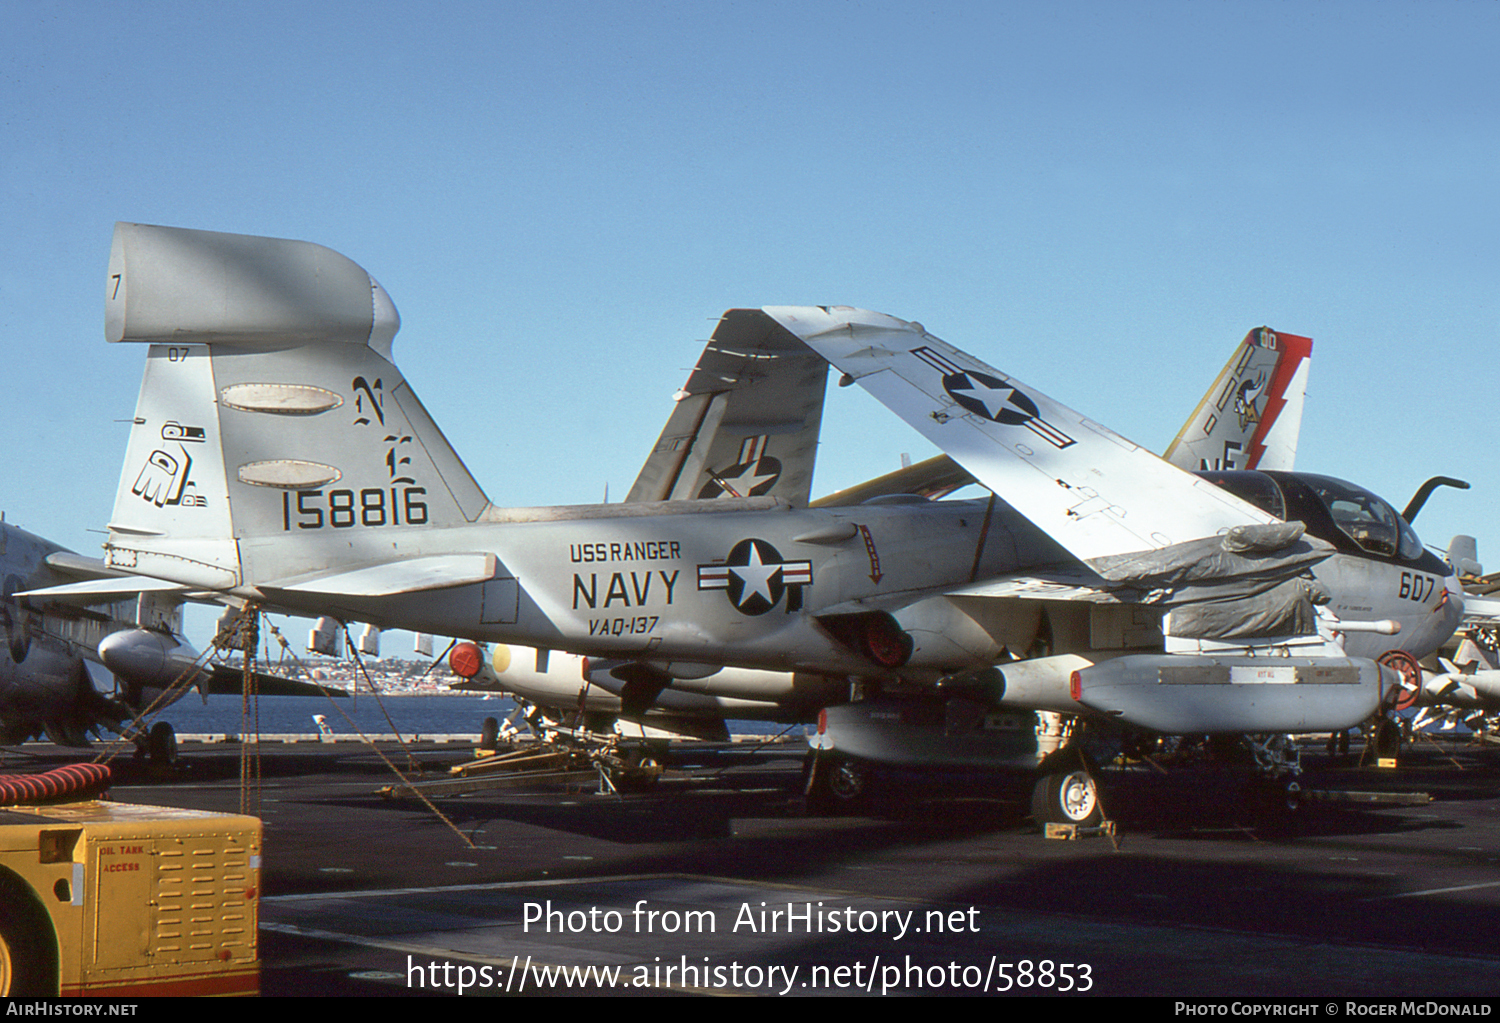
left=216, top=656, right=466, bottom=695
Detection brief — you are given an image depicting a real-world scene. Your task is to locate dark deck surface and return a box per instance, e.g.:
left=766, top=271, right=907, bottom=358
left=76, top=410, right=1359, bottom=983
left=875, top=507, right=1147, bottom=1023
left=18, top=735, right=1500, bottom=997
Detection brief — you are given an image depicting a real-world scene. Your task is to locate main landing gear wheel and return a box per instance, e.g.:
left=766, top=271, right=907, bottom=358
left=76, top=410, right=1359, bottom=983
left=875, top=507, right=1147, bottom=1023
left=1030, top=764, right=1103, bottom=827
left=1372, top=717, right=1402, bottom=760
left=806, top=754, right=870, bottom=813
left=148, top=721, right=177, bottom=766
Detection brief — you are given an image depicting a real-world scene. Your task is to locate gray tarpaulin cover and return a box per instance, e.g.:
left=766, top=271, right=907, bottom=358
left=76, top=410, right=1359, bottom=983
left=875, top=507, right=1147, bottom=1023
left=1087, top=522, right=1333, bottom=639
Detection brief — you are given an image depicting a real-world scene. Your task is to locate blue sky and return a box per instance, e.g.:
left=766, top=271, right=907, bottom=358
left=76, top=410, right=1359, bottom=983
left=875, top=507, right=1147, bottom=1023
left=3, top=1, right=1497, bottom=649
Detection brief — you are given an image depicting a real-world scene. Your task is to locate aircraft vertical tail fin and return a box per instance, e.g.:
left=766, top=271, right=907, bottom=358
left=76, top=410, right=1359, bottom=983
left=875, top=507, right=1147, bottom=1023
left=1163, top=327, right=1312, bottom=473
left=625, top=309, right=829, bottom=505
left=103, top=223, right=491, bottom=589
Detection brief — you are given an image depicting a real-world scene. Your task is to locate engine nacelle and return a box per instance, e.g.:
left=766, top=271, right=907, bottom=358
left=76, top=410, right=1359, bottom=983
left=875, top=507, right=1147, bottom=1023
left=890, top=597, right=1005, bottom=670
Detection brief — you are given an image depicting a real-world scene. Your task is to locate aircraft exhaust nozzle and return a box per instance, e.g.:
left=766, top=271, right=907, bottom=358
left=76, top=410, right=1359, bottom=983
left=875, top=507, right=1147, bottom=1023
left=98, top=629, right=204, bottom=691
left=1070, top=653, right=1384, bottom=734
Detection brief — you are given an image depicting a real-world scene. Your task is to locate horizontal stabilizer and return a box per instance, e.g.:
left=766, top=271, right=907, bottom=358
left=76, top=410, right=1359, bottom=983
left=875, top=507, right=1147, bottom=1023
left=263, top=553, right=499, bottom=597
left=42, top=551, right=128, bottom=578
left=18, top=576, right=189, bottom=602
left=205, top=666, right=349, bottom=699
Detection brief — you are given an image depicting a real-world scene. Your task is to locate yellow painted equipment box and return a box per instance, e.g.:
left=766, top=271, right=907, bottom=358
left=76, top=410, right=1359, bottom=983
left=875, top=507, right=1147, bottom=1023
left=0, top=799, right=260, bottom=996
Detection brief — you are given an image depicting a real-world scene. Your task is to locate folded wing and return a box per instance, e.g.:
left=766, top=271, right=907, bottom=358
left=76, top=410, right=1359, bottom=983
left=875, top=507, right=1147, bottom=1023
left=765, top=306, right=1280, bottom=565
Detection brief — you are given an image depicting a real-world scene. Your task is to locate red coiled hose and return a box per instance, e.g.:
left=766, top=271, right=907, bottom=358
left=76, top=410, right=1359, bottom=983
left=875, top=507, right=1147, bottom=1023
left=0, top=762, right=111, bottom=805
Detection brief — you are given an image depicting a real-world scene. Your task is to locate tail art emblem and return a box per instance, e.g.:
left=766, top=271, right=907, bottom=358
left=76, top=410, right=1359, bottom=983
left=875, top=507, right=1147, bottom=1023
left=697, top=538, right=812, bottom=615
left=132, top=440, right=205, bottom=508
left=1233, top=371, right=1268, bottom=430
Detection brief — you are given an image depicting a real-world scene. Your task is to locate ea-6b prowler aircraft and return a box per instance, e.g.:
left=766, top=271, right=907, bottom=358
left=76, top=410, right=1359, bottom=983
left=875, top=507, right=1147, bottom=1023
left=84, top=223, right=1466, bottom=818
left=0, top=516, right=336, bottom=756
left=473, top=313, right=1314, bottom=739
left=0, top=518, right=190, bottom=752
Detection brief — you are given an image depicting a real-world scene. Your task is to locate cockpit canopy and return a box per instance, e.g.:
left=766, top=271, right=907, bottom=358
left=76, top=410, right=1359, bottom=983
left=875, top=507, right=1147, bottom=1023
left=1196, top=470, right=1426, bottom=563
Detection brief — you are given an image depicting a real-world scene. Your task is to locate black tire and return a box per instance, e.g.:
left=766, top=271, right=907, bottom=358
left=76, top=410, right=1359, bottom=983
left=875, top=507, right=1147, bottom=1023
left=0, top=873, right=58, bottom=995
left=806, top=755, right=869, bottom=814
left=611, top=747, right=662, bottom=792
left=148, top=720, right=177, bottom=765
left=1372, top=717, right=1402, bottom=760
left=1030, top=766, right=1103, bottom=827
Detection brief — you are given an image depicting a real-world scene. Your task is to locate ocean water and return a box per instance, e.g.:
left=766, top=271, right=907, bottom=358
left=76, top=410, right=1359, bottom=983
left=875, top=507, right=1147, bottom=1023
left=152, top=692, right=790, bottom=739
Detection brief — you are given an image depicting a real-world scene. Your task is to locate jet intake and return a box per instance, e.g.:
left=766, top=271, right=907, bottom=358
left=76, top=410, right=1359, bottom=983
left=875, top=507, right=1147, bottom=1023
left=816, top=611, right=914, bottom=669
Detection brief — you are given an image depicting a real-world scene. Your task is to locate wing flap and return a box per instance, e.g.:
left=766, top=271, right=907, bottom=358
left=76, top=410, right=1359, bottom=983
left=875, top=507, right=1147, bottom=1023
left=945, top=566, right=1123, bottom=605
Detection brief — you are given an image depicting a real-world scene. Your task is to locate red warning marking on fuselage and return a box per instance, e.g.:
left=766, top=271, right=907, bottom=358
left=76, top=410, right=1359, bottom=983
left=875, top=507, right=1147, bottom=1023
left=858, top=524, right=883, bottom=584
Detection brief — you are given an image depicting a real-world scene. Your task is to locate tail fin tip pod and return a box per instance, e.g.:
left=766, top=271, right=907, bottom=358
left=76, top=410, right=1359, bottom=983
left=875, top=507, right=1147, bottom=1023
left=103, top=224, right=489, bottom=591
left=107, top=222, right=400, bottom=355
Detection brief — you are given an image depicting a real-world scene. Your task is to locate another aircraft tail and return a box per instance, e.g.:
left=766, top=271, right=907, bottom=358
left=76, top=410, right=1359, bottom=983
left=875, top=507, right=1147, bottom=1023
left=1163, top=327, right=1312, bottom=473
left=103, top=223, right=492, bottom=590
left=626, top=309, right=829, bottom=506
